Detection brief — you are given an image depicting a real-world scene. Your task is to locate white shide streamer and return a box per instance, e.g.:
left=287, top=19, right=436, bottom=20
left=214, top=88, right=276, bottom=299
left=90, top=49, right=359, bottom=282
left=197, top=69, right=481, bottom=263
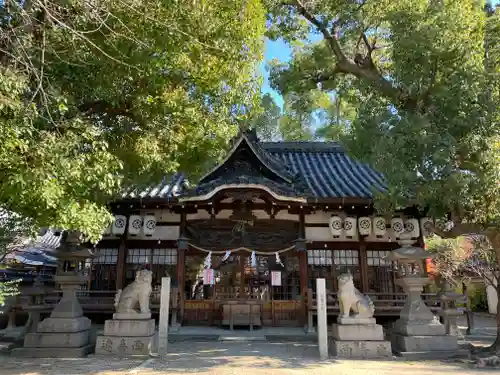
left=203, top=251, right=212, bottom=269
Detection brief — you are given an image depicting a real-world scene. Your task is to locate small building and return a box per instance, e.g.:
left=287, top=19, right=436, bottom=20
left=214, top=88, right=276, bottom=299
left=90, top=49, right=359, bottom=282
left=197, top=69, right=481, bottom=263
left=88, top=129, right=432, bottom=326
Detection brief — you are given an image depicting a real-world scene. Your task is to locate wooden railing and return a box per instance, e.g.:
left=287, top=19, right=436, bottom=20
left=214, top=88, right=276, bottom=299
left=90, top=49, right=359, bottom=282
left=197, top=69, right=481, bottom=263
left=15, top=288, right=441, bottom=319
left=16, top=288, right=180, bottom=314
left=305, top=289, right=441, bottom=317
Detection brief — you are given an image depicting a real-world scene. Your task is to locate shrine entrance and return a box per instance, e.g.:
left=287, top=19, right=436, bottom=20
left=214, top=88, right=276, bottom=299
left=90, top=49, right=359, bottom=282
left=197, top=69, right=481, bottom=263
left=181, top=250, right=304, bottom=327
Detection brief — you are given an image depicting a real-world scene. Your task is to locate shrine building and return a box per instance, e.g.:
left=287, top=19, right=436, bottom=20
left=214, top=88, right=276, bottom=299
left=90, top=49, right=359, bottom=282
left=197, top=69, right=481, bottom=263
left=87, top=129, right=435, bottom=327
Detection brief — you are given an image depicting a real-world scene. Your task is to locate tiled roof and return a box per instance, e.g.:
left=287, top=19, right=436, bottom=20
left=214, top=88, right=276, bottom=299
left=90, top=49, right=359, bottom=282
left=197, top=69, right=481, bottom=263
left=120, top=173, right=185, bottom=199
left=118, top=136, right=387, bottom=201
left=262, top=142, right=387, bottom=198
left=36, top=230, right=63, bottom=250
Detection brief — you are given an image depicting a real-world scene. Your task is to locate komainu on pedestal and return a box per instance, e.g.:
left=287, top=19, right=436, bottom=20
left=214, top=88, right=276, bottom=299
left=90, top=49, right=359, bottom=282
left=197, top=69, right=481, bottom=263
left=96, top=268, right=156, bottom=356
left=330, top=273, right=392, bottom=359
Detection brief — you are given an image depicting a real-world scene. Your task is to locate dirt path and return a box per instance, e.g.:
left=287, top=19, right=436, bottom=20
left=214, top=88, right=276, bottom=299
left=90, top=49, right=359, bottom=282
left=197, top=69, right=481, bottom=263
left=0, top=341, right=491, bottom=375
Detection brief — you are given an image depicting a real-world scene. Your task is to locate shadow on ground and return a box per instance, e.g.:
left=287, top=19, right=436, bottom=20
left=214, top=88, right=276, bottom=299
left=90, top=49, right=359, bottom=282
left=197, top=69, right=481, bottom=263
left=0, top=341, right=497, bottom=375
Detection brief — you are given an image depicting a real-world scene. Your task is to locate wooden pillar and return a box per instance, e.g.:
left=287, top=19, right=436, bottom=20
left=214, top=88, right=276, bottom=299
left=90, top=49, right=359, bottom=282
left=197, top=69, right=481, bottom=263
left=298, top=210, right=308, bottom=325
left=116, top=234, right=128, bottom=290
left=359, top=241, right=369, bottom=293
left=177, top=210, right=187, bottom=324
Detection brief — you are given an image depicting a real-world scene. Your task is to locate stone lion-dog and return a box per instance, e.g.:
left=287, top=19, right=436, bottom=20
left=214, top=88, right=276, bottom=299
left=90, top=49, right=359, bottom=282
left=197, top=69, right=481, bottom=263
left=114, top=268, right=153, bottom=314
left=337, top=272, right=375, bottom=319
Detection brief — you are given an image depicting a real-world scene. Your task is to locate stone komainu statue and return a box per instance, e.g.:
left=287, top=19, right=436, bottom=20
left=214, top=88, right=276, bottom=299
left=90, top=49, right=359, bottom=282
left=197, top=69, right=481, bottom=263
left=337, top=272, right=375, bottom=319
left=114, top=268, right=153, bottom=314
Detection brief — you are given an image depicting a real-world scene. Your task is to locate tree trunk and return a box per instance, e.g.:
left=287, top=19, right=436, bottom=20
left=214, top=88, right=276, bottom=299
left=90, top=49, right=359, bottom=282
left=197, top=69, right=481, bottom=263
left=493, top=284, right=500, bottom=353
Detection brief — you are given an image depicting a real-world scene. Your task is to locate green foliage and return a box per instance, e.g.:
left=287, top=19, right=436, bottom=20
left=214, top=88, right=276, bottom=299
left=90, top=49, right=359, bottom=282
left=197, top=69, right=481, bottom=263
left=249, top=93, right=282, bottom=141
left=265, top=1, right=500, bottom=227
left=0, top=211, right=36, bottom=262
left=0, top=0, right=266, bottom=242
left=0, top=280, right=20, bottom=308
left=468, top=283, right=489, bottom=312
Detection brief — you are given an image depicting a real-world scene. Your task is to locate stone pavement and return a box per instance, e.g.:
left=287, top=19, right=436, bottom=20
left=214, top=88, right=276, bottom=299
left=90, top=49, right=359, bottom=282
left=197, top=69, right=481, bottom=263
left=0, top=341, right=493, bottom=375
left=457, top=313, right=497, bottom=338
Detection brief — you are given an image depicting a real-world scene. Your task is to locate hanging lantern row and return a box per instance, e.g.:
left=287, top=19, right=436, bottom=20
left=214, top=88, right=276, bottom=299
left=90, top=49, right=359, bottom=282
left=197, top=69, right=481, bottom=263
left=105, top=215, right=157, bottom=237
left=328, top=216, right=434, bottom=239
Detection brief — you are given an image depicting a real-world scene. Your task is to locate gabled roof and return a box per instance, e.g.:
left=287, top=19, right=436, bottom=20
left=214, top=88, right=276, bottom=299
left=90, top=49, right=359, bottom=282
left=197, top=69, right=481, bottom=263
left=186, top=129, right=312, bottom=199
left=118, top=131, right=388, bottom=202
left=198, top=130, right=296, bottom=185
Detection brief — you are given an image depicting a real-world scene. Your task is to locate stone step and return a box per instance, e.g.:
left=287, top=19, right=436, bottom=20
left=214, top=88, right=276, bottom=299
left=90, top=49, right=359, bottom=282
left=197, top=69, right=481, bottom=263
left=11, top=344, right=93, bottom=358
left=23, top=331, right=90, bottom=348
left=219, top=336, right=267, bottom=342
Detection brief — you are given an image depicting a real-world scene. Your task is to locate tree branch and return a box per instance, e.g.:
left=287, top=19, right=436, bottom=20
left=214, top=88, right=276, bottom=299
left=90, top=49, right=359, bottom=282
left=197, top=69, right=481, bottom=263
left=78, top=100, right=135, bottom=119
left=291, top=1, right=409, bottom=106
left=294, top=0, right=347, bottom=64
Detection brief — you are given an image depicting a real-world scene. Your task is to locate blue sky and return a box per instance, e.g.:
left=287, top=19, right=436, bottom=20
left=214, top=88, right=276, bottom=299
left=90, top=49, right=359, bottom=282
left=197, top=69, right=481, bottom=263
left=261, top=1, right=500, bottom=109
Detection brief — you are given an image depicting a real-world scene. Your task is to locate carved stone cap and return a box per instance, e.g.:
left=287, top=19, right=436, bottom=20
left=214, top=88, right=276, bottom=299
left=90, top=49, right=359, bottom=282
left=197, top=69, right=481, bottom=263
left=384, top=245, right=431, bottom=262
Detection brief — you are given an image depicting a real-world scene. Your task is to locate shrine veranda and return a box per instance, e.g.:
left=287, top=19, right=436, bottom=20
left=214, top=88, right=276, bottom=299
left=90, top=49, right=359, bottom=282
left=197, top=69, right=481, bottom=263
left=81, top=129, right=438, bottom=327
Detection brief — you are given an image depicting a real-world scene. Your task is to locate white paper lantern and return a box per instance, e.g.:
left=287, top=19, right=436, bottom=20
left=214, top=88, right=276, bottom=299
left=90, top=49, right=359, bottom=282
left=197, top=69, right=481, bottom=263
left=373, top=217, right=386, bottom=237
left=405, top=218, right=420, bottom=238
left=390, top=218, right=405, bottom=239
left=405, top=219, right=420, bottom=238
left=142, top=215, right=156, bottom=236
left=329, top=215, right=343, bottom=237
left=358, top=216, right=372, bottom=236
left=420, top=217, right=434, bottom=237
left=111, top=215, right=126, bottom=236
left=344, top=217, right=357, bottom=237
left=128, top=215, right=142, bottom=236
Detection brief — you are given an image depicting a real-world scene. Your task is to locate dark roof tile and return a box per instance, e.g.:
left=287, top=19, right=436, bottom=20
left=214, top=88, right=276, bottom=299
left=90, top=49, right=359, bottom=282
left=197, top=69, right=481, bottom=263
left=118, top=139, right=387, bottom=201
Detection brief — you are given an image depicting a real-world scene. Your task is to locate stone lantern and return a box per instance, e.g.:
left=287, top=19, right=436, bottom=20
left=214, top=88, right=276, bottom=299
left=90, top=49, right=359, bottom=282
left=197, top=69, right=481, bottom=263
left=438, top=280, right=465, bottom=338
left=12, top=231, right=96, bottom=358
left=384, top=235, right=459, bottom=358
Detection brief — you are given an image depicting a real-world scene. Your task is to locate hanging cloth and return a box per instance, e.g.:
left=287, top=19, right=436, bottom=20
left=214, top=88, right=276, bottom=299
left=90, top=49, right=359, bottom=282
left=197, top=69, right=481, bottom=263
left=203, top=251, right=212, bottom=269
left=275, top=252, right=284, bottom=267
left=250, top=251, right=257, bottom=268
left=221, top=250, right=231, bottom=262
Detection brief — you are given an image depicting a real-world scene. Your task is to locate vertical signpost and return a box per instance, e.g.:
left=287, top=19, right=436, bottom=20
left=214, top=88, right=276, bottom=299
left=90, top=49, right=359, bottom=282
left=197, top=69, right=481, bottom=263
left=316, top=278, right=328, bottom=360
left=158, top=277, right=171, bottom=355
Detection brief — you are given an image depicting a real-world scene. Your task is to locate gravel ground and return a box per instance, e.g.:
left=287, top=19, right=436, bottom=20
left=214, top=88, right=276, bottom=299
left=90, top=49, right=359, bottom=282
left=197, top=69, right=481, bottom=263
left=0, top=341, right=492, bottom=375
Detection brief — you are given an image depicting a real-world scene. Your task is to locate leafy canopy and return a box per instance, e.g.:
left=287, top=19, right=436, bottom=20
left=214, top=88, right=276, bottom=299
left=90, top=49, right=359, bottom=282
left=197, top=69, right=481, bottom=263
left=265, top=0, right=500, bottom=229
left=0, top=0, right=266, bottom=242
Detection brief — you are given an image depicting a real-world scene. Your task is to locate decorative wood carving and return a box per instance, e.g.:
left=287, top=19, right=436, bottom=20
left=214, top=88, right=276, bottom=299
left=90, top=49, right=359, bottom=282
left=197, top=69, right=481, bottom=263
left=186, top=219, right=299, bottom=251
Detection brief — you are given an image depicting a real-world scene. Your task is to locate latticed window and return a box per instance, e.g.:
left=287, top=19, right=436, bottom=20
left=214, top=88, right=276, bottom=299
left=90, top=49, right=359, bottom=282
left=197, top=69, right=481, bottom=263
left=307, top=249, right=361, bottom=293
left=91, top=248, right=118, bottom=291
left=366, top=250, right=394, bottom=295
left=271, top=255, right=301, bottom=301
left=126, top=248, right=177, bottom=290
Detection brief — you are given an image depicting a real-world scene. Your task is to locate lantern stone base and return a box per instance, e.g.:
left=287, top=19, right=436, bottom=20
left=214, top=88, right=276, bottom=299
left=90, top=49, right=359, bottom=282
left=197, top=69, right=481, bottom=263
left=95, top=317, right=155, bottom=356
left=388, top=332, right=459, bottom=359
left=329, top=323, right=392, bottom=359
left=11, top=316, right=92, bottom=358
left=392, top=319, right=446, bottom=336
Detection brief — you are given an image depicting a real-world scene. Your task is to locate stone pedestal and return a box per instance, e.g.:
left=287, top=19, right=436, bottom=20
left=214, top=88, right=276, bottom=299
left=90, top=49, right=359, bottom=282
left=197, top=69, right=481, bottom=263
left=330, top=318, right=392, bottom=359
left=389, top=277, right=458, bottom=358
left=11, top=282, right=92, bottom=358
left=95, top=314, right=155, bottom=356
